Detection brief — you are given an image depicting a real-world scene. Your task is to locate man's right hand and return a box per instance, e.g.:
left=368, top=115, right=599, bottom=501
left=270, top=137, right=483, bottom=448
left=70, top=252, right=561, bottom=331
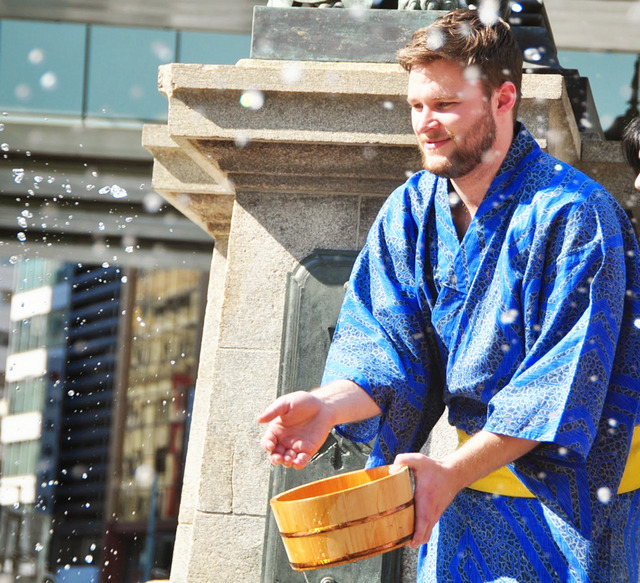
left=258, top=380, right=382, bottom=470
left=258, top=390, right=335, bottom=469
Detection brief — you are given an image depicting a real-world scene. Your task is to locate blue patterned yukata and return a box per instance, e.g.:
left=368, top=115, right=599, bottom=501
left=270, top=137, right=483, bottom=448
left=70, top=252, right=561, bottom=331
left=322, top=125, right=640, bottom=582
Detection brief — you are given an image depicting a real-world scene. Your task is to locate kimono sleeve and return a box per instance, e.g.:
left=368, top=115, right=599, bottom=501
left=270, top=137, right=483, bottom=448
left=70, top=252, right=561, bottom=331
left=321, top=178, right=445, bottom=464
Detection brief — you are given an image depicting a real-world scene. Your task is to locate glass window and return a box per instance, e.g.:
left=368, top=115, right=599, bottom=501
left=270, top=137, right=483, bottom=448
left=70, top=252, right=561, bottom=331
left=558, top=50, right=638, bottom=133
left=7, top=378, right=46, bottom=415
left=179, top=31, right=251, bottom=65
left=0, top=19, right=86, bottom=115
left=86, top=25, right=177, bottom=121
left=3, top=440, right=41, bottom=477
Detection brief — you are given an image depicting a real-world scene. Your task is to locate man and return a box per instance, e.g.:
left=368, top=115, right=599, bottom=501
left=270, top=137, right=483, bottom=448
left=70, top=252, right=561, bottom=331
left=260, top=9, right=640, bottom=582
left=623, top=116, right=640, bottom=191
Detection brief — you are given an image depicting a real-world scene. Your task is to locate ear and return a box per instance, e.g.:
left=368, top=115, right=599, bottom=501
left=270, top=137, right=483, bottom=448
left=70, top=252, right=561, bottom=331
left=495, top=81, right=518, bottom=115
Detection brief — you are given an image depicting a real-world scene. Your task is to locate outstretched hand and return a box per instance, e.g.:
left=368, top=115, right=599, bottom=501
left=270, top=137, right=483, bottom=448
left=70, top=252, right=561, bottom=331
left=258, top=390, right=335, bottom=469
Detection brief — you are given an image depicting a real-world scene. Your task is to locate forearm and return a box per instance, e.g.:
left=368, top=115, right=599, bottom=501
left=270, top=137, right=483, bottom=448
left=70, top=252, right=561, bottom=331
left=440, top=430, right=539, bottom=495
left=394, top=430, right=539, bottom=547
left=312, top=379, right=382, bottom=427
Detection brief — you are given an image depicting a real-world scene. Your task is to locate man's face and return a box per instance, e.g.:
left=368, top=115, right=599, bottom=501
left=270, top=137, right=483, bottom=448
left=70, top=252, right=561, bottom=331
left=407, top=59, right=498, bottom=179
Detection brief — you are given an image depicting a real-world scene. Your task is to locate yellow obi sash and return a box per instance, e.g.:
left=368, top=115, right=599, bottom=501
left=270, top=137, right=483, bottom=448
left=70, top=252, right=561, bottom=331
left=457, top=425, right=640, bottom=498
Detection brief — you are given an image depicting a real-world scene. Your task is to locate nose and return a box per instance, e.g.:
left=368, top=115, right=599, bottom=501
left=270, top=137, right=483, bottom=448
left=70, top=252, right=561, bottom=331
left=635, top=171, right=640, bottom=191
left=413, top=107, right=439, bottom=135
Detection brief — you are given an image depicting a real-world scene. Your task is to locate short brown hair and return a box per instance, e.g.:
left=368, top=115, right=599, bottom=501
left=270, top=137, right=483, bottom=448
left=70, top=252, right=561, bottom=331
left=397, top=9, right=523, bottom=116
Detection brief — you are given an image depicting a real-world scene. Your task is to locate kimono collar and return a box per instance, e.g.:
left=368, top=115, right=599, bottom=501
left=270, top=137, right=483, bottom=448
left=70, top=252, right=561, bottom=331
left=493, top=123, right=541, bottom=181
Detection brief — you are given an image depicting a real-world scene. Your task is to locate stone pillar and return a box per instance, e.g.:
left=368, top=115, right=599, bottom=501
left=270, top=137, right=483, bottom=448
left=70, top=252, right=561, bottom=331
left=143, top=54, right=638, bottom=583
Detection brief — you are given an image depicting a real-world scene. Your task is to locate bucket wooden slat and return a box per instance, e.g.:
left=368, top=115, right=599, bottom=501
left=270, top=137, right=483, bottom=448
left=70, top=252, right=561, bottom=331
left=270, top=465, right=414, bottom=571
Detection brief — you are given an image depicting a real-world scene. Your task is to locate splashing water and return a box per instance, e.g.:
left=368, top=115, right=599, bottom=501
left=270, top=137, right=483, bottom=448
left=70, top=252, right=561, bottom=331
left=29, top=48, right=45, bottom=65
left=478, top=0, right=500, bottom=26
left=426, top=28, right=445, bottom=51
left=12, top=168, right=24, bottom=183
left=40, top=72, right=58, bottom=91
left=597, top=487, right=612, bottom=504
left=281, top=63, right=303, bottom=85
left=239, top=90, right=265, bottom=111
left=500, top=309, right=519, bottom=325
left=98, top=184, right=128, bottom=199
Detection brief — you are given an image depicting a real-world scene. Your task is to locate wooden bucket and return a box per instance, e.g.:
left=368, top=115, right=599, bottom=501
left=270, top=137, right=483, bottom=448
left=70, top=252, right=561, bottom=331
left=269, top=465, right=414, bottom=571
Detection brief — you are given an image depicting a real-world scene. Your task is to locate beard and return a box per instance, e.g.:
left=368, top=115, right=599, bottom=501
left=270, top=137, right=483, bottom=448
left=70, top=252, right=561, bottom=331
left=419, top=105, right=497, bottom=179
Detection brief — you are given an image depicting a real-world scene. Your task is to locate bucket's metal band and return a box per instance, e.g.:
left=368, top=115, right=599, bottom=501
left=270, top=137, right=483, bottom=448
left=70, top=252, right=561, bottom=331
left=457, top=424, right=640, bottom=498
left=279, top=499, right=414, bottom=538
left=289, top=534, right=413, bottom=571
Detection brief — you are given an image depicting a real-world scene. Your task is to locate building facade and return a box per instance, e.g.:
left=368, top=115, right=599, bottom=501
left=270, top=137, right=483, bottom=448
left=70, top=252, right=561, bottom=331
left=0, top=260, right=207, bottom=582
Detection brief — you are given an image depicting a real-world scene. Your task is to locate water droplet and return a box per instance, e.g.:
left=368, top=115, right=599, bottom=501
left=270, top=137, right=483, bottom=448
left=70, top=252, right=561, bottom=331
left=597, top=486, right=612, bottom=504
left=99, top=184, right=128, bottom=199
left=1, top=143, right=9, bottom=152
left=500, top=309, right=519, bottom=324
left=281, top=63, right=303, bottom=85
left=28, top=48, right=45, bottom=65
left=426, top=28, right=445, bottom=51
left=16, top=232, right=26, bottom=242
left=234, top=132, right=251, bottom=148
left=15, top=84, right=31, bottom=100
left=143, top=192, right=163, bottom=213
left=151, top=41, right=173, bottom=62
left=239, top=90, right=264, bottom=111
left=524, top=47, right=544, bottom=63
left=478, top=0, right=500, bottom=25
left=463, top=65, right=482, bottom=85
left=12, top=168, right=24, bottom=183
left=40, top=71, right=58, bottom=90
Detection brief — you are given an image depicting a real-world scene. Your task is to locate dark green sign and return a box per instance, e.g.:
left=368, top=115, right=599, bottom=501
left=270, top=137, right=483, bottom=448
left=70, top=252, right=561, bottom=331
left=261, top=250, right=403, bottom=583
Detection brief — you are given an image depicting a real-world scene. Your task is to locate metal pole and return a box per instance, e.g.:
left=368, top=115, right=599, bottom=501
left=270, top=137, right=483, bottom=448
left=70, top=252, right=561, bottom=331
left=140, top=474, right=158, bottom=582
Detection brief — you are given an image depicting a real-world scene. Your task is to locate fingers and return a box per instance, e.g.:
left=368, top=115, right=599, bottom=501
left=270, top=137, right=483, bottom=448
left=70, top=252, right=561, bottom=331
left=257, top=397, right=290, bottom=424
left=392, top=453, right=435, bottom=547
